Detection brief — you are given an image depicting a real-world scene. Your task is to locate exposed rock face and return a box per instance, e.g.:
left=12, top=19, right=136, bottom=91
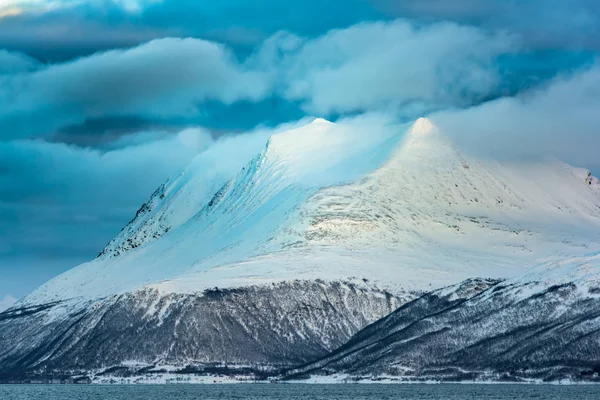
left=98, top=183, right=170, bottom=258
left=0, top=280, right=407, bottom=380
left=286, top=271, right=600, bottom=382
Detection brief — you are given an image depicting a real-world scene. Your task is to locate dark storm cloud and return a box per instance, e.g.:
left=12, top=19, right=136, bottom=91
left=54, top=116, right=174, bottom=147
left=1, top=0, right=598, bottom=62
left=0, top=49, right=39, bottom=73
left=372, top=0, right=600, bottom=50
left=0, top=37, right=271, bottom=139
left=137, top=0, right=384, bottom=42
left=0, top=19, right=522, bottom=143
left=0, top=0, right=384, bottom=60
left=0, top=3, right=170, bottom=61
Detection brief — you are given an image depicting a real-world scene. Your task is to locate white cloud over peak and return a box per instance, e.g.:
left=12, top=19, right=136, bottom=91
left=432, top=62, right=600, bottom=170
left=258, top=20, right=516, bottom=114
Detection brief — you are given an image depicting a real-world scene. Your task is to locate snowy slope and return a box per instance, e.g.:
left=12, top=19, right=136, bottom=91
left=286, top=252, right=600, bottom=382
left=23, top=117, right=600, bottom=305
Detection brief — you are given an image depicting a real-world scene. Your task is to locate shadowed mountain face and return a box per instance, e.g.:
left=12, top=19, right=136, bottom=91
left=285, top=260, right=600, bottom=382
left=0, top=281, right=408, bottom=381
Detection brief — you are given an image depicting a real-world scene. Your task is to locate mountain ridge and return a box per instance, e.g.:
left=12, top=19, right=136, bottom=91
left=18, top=117, right=600, bottom=305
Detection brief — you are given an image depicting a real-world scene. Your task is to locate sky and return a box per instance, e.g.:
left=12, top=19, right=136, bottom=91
left=1, top=0, right=600, bottom=307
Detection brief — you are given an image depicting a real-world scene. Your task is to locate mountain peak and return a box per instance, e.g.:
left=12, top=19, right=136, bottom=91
left=265, top=117, right=335, bottom=158
left=389, top=117, right=448, bottom=161
left=410, top=117, right=438, bottom=136
left=311, top=117, right=333, bottom=125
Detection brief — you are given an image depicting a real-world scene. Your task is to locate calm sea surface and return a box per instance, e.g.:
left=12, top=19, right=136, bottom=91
left=0, top=384, right=598, bottom=400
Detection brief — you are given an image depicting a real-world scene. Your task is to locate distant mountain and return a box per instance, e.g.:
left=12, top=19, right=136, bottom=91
left=1, top=117, right=599, bottom=382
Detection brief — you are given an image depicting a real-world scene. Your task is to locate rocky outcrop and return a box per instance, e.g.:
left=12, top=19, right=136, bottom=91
left=0, top=280, right=408, bottom=381
left=285, top=275, right=600, bottom=382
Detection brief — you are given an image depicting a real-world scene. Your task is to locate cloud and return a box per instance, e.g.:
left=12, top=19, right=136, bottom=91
left=0, top=7, right=21, bottom=18
left=1, top=0, right=598, bottom=64
left=0, top=125, right=212, bottom=297
left=0, top=49, right=38, bottom=73
left=2, top=0, right=597, bottom=63
left=0, top=20, right=168, bottom=62
left=431, top=62, right=600, bottom=171
left=374, top=0, right=500, bottom=19
left=0, top=19, right=525, bottom=142
left=0, top=18, right=594, bottom=152
left=0, top=0, right=154, bottom=15
left=0, top=0, right=384, bottom=60
left=254, top=20, right=517, bottom=115
left=0, top=37, right=271, bottom=139
left=372, top=0, right=600, bottom=51
left=0, top=294, right=16, bottom=311
left=0, top=127, right=213, bottom=207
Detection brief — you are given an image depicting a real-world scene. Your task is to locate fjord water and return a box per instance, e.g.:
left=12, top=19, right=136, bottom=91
left=1, top=384, right=597, bottom=400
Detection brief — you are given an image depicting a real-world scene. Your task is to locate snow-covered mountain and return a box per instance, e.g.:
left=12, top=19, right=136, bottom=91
left=1, top=117, right=600, bottom=382
left=23, top=117, right=600, bottom=303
